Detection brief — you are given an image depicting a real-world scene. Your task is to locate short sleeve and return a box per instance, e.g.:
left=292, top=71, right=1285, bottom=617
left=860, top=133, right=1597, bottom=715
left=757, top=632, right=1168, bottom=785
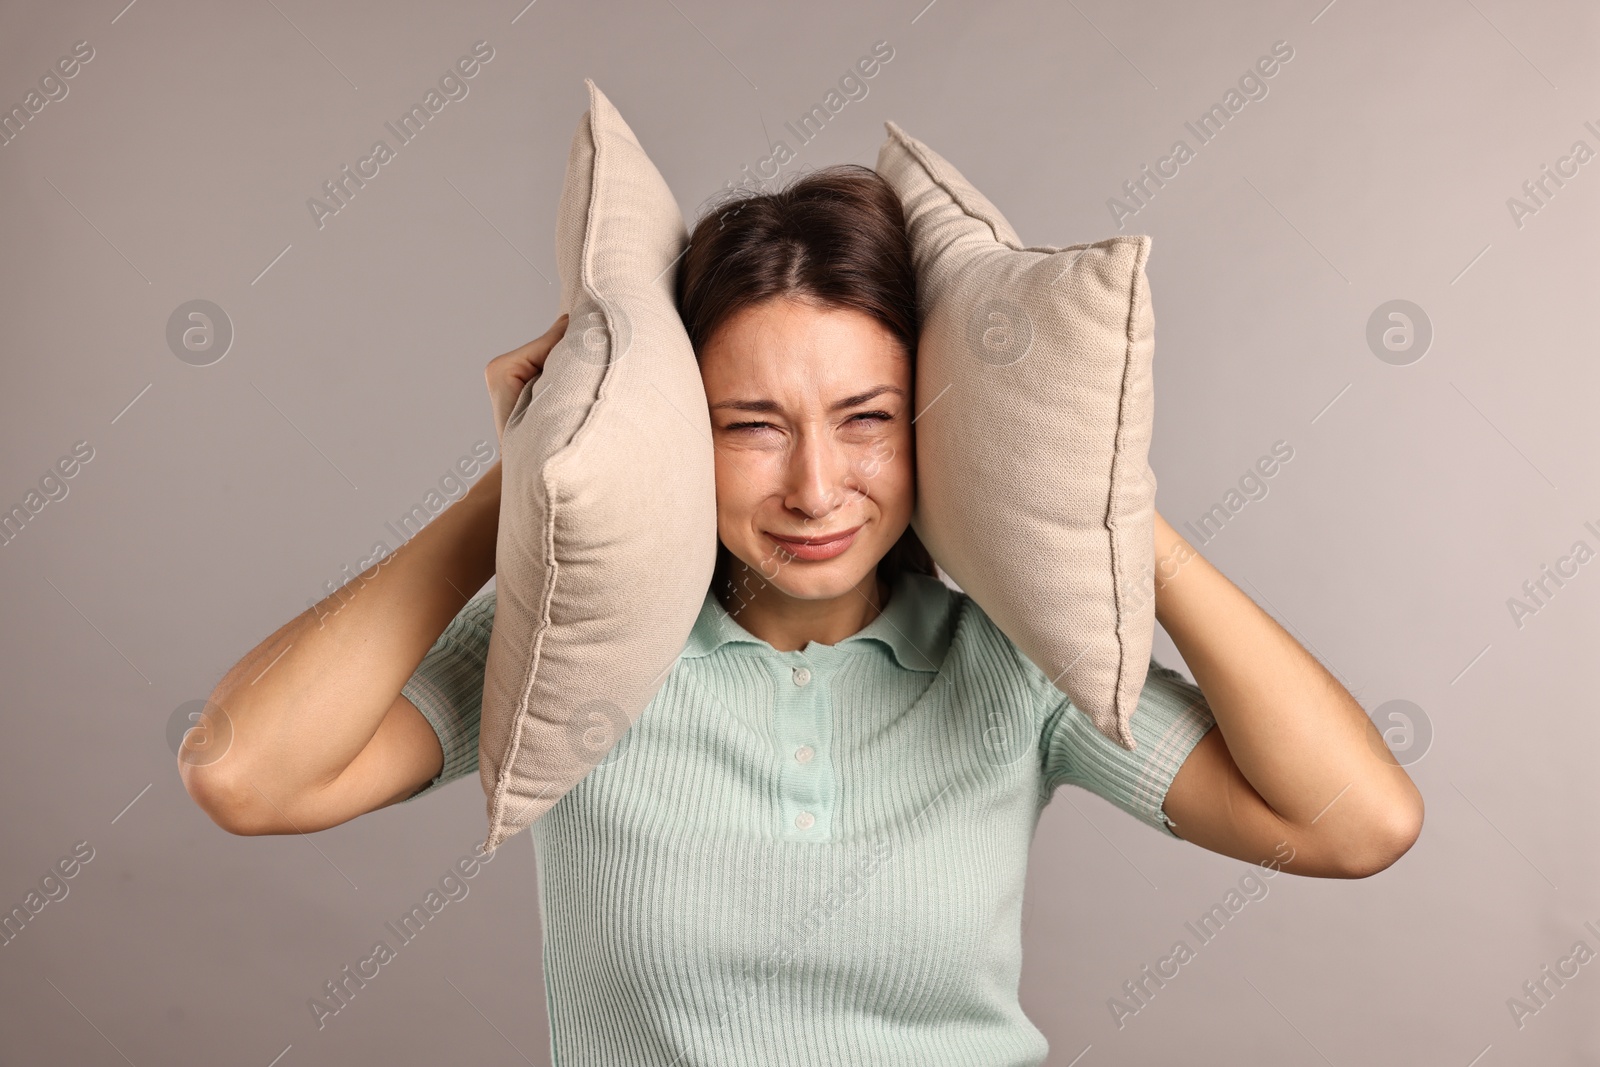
left=399, top=588, right=495, bottom=803
left=1039, top=657, right=1216, bottom=837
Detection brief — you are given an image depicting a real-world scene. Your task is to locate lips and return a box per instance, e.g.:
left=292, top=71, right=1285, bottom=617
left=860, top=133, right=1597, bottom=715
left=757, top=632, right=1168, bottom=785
left=766, top=523, right=862, bottom=562
left=769, top=525, right=862, bottom=546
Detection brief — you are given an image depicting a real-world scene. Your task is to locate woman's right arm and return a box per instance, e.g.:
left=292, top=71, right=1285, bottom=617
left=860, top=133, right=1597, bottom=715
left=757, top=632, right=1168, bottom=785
left=178, top=462, right=501, bottom=835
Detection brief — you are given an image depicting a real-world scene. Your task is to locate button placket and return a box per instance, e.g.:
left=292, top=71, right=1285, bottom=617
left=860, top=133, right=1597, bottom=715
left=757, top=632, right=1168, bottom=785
left=775, top=652, right=833, bottom=841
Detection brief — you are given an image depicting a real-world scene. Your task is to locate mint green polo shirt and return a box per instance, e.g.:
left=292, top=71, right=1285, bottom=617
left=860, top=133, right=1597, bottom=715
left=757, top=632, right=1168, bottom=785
left=401, top=568, right=1216, bottom=1065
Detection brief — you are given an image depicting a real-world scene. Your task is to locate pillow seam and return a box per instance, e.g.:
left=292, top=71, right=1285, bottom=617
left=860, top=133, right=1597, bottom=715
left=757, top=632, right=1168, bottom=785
left=489, top=83, right=614, bottom=844
left=1103, top=236, right=1152, bottom=750
left=888, top=123, right=1021, bottom=250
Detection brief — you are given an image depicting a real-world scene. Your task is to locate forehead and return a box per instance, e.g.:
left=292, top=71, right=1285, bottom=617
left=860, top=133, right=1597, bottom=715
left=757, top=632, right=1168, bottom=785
left=698, top=298, right=907, bottom=400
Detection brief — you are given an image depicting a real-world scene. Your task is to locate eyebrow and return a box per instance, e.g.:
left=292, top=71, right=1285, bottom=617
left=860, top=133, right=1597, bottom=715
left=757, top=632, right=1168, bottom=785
left=710, top=384, right=907, bottom=415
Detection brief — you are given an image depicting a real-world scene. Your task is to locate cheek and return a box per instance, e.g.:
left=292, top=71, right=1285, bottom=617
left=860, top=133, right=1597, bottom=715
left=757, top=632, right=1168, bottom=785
left=839, top=449, right=910, bottom=534
left=864, top=431, right=915, bottom=507
left=712, top=450, right=767, bottom=530
left=882, top=457, right=916, bottom=520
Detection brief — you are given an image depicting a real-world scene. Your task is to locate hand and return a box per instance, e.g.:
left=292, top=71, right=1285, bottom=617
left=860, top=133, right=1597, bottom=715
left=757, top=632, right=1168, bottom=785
left=485, top=313, right=569, bottom=448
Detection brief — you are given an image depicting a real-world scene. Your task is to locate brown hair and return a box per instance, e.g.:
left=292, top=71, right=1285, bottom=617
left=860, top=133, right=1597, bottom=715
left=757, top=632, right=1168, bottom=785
left=675, top=163, right=936, bottom=593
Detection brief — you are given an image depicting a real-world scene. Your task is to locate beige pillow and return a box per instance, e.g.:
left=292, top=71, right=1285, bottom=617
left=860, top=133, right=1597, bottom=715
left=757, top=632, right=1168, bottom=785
left=480, top=79, right=717, bottom=853
left=876, top=120, right=1158, bottom=751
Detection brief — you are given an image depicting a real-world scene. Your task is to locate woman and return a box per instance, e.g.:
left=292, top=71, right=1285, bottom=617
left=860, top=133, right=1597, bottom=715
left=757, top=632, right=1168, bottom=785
left=181, top=165, right=1423, bottom=1064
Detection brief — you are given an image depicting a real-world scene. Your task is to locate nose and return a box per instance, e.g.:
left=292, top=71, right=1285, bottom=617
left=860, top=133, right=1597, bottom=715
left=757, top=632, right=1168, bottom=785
left=783, top=428, right=857, bottom=522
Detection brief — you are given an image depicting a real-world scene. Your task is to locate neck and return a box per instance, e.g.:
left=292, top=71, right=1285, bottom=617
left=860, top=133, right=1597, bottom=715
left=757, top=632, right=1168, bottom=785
left=717, top=563, right=890, bottom=652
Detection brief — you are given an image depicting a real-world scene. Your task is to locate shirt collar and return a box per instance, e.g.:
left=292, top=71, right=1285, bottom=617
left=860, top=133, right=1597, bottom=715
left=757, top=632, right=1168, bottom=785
left=680, top=568, right=952, bottom=673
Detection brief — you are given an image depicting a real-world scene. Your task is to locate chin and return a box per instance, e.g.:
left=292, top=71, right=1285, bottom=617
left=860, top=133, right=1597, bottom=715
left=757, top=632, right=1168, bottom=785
left=767, top=565, right=875, bottom=602
left=738, top=541, right=884, bottom=603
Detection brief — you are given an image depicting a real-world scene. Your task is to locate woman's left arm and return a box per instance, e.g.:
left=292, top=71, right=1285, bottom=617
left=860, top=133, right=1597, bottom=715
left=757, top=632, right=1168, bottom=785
left=1153, top=510, right=1424, bottom=878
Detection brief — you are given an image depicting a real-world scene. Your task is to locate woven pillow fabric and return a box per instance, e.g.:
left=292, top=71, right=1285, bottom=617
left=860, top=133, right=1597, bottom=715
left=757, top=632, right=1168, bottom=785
left=875, top=120, right=1158, bottom=750
left=480, top=79, right=717, bottom=852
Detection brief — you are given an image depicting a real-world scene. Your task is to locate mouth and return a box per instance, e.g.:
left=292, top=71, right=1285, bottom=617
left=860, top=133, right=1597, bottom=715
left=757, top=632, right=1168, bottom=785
left=766, top=523, right=863, bottom=562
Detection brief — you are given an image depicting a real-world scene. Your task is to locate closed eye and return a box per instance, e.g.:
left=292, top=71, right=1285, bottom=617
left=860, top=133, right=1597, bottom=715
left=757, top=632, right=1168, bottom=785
left=724, top=411, right=892, bottom=432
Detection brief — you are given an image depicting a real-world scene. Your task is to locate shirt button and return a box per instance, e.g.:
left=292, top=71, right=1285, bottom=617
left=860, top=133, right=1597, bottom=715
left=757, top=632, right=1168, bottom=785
left=795, top=745, right=814, bottom=764
left=792, top=666, right=812, bottom=687
left=794, top=811, right=816, bottom=830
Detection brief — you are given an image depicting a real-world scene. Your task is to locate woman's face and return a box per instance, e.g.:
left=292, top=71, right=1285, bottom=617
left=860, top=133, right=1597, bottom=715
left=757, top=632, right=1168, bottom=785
left=698, top=296, right=915, bottom=605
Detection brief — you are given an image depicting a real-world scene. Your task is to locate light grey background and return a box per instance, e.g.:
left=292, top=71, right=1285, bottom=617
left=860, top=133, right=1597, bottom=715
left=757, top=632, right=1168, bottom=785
left=2, top=0, right=1596, bottom=1063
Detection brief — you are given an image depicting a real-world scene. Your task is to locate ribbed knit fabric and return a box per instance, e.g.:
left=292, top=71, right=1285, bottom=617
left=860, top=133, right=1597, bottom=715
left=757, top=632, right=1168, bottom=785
left=401, top=570, right=1216, bottom=1066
